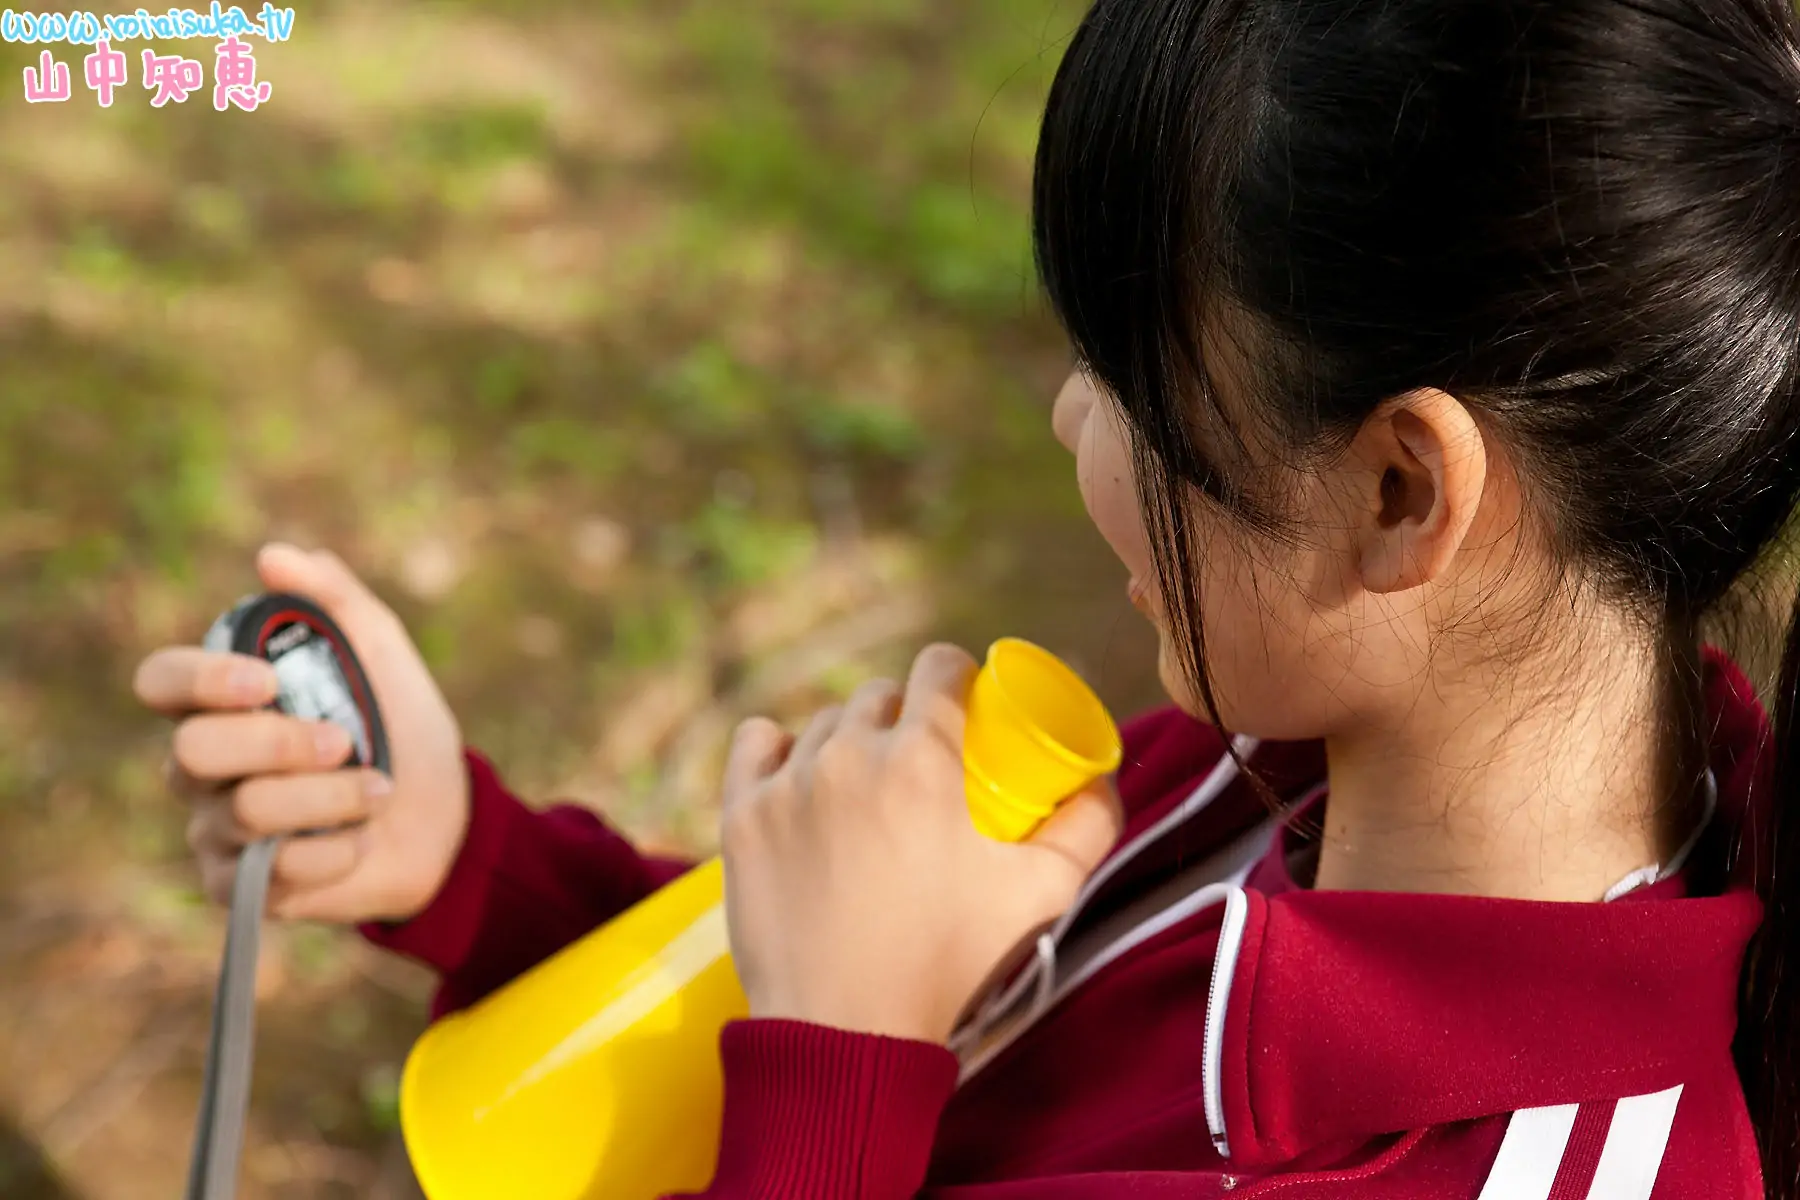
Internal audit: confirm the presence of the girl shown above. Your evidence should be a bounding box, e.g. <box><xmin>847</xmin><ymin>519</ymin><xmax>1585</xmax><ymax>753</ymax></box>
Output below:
<box><xmin>136</xmin><ymin>0</ymin><xmax>1800</xmax><ymax>1194</ymax></box>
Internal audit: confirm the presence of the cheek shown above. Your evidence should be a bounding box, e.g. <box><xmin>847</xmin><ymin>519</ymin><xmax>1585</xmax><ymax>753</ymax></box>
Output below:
<box><xmin>1158</xmin><ymin>518</ymin><xmax>1340</xmax><ymax>739</ymax></box>
<box><xmin>1078</xmin><ymin>404</ymin><xmax>1153</xmax><ymax>579</ymax></box>
<box><xmin>1079</xmin><ymin>407</ymin><xmax>1350</xmax><ymax>740</ymax></box>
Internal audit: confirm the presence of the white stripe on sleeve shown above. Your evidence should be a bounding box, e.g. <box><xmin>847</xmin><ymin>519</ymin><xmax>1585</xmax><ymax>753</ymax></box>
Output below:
<box><xmin>1476</xmin><ymin>1103</ymin><xmax>1580</xmax><ymax>1200</ymax></box>
<box><xmin>1583</xmin><ymin>1085</ymin><xmax>1683</xmax><ymax>1200</ymax></box>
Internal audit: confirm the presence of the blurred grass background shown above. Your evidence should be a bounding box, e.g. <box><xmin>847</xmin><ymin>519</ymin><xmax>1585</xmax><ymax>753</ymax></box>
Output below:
<box><xmin>0</xmin><ymin>1</ymin><xmax>1166</xmax><ymax>1196</ymax></box>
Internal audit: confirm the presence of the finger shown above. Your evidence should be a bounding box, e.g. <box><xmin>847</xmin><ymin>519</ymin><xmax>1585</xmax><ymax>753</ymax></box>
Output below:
<box><xmin>233</xmin><ymin>769</ymin><xmax>386</xmax><ymax>839</ymax></box>
<box><xmin>271</xmin><ymin>839</ymin><xmax>381</xmax><ymax>923</ymax></box>
<box><xmin>1025</xmin><ymin>776</ymin><xmax>1126</xmax><ymax>885</ymax></box>
<box><xmin>897</xmin><ymin>643</ymin><xmax>978</xmax><ymax>743</ymax></box>
<box><xmin>134</xmin><ymin>647</ymin><xmax>277</xmax><ymax>717</ymax></box>
<box><xmin>257</xmin><ymin>543</ymin><xmax>396</xmax><ymax>635</ymax></box>
<box><xmin>840</xmin><ymin>678</ymin><xmax>903</xmax><ymax>731</ymax></box>
<box><xmin>722</xmin><ymin>717</ymin><xmax>793</xmax><ymax>805</ymax></box>
<box><xmin>270</xmin><ymin>830</ymin><xmax>363</xmax><ymax>896</ymax></box>
<box><xmin>784</xmin><ymin>704</ymin><xmax>845</xmax><ymax>774</ymax></box>
<box><xmin>173</xmin><ymin>712</ymin><xmax>353</xmax><ymax>784</ymax></box>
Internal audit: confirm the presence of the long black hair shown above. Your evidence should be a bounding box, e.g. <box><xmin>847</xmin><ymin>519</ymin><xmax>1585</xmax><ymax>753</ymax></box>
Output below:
<box><xmin>1032</xmin><ymin>0</ymin><xmax>1800</xmax><ymax>1191</ymax></box>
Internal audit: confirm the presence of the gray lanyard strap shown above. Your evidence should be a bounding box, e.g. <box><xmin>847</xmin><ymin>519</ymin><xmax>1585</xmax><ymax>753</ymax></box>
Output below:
<box><xmin>185</xmin><ymin>835</ymin><xmax>280</xmax><ymax>1200</ymax></box>
<box><xmin>188</xmin><ymin>590</ymin><xmax>390</xmax><ymax>1200</ymax></box>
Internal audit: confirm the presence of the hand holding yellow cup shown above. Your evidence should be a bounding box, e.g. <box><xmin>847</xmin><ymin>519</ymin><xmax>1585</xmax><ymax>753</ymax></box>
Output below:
<box><xmin>401</xmin><ymin>638</ymin><xmax>1122</xmax><ymax>1200</ymax></box>
<box><xmin>962</xmin><ymin>637</ymin><xmax>1125</xmax><ymax>841</ymax></box>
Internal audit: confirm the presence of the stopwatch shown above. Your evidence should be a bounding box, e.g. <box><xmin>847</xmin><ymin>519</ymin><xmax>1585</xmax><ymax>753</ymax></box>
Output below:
<box><xmin>202</xmin><ymin>592</ymin><xmax>389</xmax><ymax>772</ymax></box>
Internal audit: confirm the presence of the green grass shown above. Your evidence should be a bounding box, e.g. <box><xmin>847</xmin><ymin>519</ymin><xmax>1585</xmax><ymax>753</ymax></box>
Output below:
<box><xmin>0</xmin><ymin>3</ymin><xmax>1170</xmax><ymax>1192</ymax></box>
<box><xmin>0</xmin><ymin>0</ymin><xmax>1128</xmax><ymax>832</ymax></box>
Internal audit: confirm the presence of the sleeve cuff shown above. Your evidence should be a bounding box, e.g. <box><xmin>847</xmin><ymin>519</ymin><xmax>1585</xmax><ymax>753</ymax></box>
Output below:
<box><xmin>705</xmin><ymin>1019</ymin><xmax>959</xmax><ymax>1198</ymax></box>
<box><xmin>358</xmin><ymin>749</ymin><xmax>518</xmax><ymax>978</ymax></box>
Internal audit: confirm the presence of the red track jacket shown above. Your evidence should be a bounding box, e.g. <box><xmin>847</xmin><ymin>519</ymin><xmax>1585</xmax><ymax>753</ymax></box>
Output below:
<box><xmin>365</xmin><ymin>648</ymin><xmax>1771</xmax><ymax>1198</ymax></box>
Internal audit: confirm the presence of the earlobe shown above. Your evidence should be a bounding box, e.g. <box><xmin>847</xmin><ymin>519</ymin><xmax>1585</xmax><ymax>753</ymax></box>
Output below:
<box><xmin>1358</xmin><ymin>389</ymin><xmax>1487</xmax><ymax>595</ymax></box>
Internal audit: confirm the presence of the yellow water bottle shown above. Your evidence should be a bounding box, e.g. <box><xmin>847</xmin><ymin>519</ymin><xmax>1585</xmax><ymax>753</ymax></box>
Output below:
<box><xmin>398</xmin><ymin>638</ymin><xmax>1123</xmax><ymax>1200</ymax></box>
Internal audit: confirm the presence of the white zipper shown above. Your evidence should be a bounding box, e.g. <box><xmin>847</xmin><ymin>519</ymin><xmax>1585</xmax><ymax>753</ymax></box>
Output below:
<box><xmin>956</xmin><ymin>876</ymin><xmax>1256</xmax><ymax>1159</ymax></box>
<box><xmin>1204</xmin><ymin>885</ymin><xmax>1251</xmax><ymax>1159</ymax></box>
<box><xmin>1054</xmin><ymin>842</ymin><xmax>1271</xmax><ymax>1007</ymax></box>
<box><xmin>949</xmin><ymin>740</ymin><xmax>1257</xmax><ymax>1062</ymax></box>
<box><xmin>955</xmin><ymin>829</ymin><xmax>1272</xmax><ymax>1080</ymax></box>
<box><xmin>1067</xmin><ymin>735</ymin><xmax>1260</xmax><ymax>922</ymax></box>
<box><xmin>951</xmin><ymin>730</ymin><xmax>1279</xmax><ymax>1159</ymax></box>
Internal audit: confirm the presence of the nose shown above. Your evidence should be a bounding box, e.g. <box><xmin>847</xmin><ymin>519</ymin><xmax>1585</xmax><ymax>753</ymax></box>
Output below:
<box><xmin>1052</xmin><ymin>372</ymin><xmax>1098</xmax><ymax>455</ymax></box>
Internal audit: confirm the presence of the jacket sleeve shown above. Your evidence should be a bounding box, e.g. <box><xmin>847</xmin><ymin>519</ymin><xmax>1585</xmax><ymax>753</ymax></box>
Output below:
<box><xmin>668</xmin><ymin>1020</ymin><xmax>961</xmax><ymax>1200</ymax></box>
<box><xmin>661</xmin><ymin>707</ymin><xmax>1222</xmax><ymax>1198</ymax></box>
<box><xmin>359</xmin><ymin>749</ymin><xmax>695</xmax><ymax>1017</ymax></box>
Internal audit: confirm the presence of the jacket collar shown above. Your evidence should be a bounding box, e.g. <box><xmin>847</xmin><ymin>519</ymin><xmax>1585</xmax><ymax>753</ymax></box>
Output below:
<box><xmin>1211</xmin><ymin>649</ymin><xmax>1769</xmax><ymax>1167</ymax></box>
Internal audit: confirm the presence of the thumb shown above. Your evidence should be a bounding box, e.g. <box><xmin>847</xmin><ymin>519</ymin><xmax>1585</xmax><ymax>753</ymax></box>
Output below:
<box><xmin>256</xmin><ymin>543</ymin><xmax>392</xmax><ymax>631</ymax></box>
<box><xmin>1023</xmin><ymin>775</ymin><xmax>1125</xmax><ymax>893</ymax></box>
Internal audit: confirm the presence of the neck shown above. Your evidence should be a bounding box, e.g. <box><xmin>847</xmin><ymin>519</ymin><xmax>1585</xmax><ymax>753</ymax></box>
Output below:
<box><xmin>1312</xmin><ymin>628</ymin><xmax>1699</xmax><ymax>901</ymax></box>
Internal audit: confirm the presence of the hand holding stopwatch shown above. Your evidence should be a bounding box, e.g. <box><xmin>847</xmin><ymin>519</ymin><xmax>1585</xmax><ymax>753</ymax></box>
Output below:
<box><xmin>186</xmin><ymin>593</ymin><xmax>390</xmax><ymax>1200</ymax></box>
<box><xmin>201</xmin><ymin>592</ymin><xmax>390</xmax><ymax>778</ymax></box>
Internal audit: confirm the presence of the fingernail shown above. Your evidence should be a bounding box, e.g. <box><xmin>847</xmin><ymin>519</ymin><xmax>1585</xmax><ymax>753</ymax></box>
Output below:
<box><xmin>315</xmin><ymin>723</ymin><xmax>350</xmax><ymax>764</ymax></box>
<box><xmin>364</xmin><ymin>772</ymin><xmax>394</xmax><ymax>798</ymax></box>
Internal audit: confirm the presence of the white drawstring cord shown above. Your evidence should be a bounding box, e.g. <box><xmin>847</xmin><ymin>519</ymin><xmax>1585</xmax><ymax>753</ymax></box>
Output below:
<box><xmin>1030</xmin><ymin>931</ymin><xmax>1058</xmax><ymax>1013</ymax></box>
<box><xmin>1602</xmin><ymin>767</ymin><xmax>1719</xmax><ymax>903</ymax></box>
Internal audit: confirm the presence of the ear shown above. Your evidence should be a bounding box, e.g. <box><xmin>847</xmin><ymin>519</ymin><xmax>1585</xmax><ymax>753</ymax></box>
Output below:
<box><xmin>1353</xmin><ymin>388</ymin><xmax>1487</xmax><ymax>594</ymax></box>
